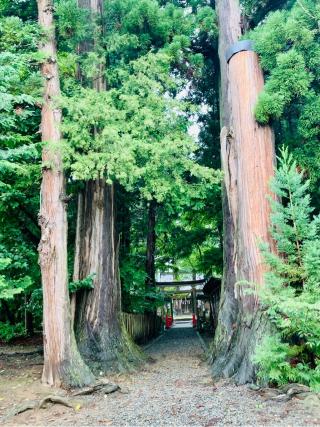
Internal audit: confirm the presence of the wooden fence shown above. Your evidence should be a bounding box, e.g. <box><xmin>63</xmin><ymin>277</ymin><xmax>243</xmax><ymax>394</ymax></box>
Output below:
<box><xmin>122</xmin><ymin>312</ymin><xmax>163</xmax><ymax>344</ymax></box>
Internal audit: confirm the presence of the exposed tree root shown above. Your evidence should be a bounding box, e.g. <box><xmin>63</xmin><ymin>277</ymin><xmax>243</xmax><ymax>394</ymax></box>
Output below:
<box><xmin>0</xmin><ymin>348</ymin><xmax>43</xmax><ymax>357</ymax></box>
<box><xmin>3</xmin><ymin>395</ymin><xmax>74</xmax><ymax>422</ymax></box>
<box><xmin>4</xmin><ymin>401</ymin><xmax>38</xmax><ymax>418</ymax></box>
<box><xmin>71</xmin><ymin>380</ymin><xmax>120</xmax><ymax>396</ymax></box>
<box><xmin>38</xmin><ymin>395</ymin><xmax>74</xmax><ymax>409</ymax></box>
<box><xmin>250</xmin><ymin>383</ymin><xmax>313</xmax><ymax>402</ymax></box>
<box><xmin>2</xmin><ymin>381</ymin><xmax>120</xmax><ymax>422</ymax></box>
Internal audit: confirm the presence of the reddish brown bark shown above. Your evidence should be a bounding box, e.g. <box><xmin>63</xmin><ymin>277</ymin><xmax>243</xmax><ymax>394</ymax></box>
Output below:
<box><xmin>37</xmin><ymin>0</ymin><xmax>93</xmax><ymax>388</ymax></box>
<box><xmin>211</xmin><ymin>0</ymin><xmax>276</xmax><ymax>383</ymax></box>
<box><xmin>227</xmin><ymin>51</ymin><xmax>275</xmax><ymax>291</ymax></box>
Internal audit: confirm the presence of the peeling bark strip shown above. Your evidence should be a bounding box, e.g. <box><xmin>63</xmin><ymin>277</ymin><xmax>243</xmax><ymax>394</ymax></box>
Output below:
<box><xmin>37</xmin><ymin>0</ymin><xmax>93</xmax><ymax>388</ymax></box>
<box><xmin>211</xmin><ymin>0</ymin><xmax>276</xmax><ymax>383</ymax></box>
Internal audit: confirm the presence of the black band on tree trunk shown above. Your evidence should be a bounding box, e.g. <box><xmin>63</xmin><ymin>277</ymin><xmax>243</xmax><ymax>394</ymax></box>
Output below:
<box><xmin>226</xmin><ymin>40</ymin><xmax>255</xmax><ymax>63</ymax></box>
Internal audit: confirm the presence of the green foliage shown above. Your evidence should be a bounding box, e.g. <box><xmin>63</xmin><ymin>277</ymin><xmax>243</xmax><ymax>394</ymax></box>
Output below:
<box><xmin>247</xmin><ymin>0</ymin><xmax>320</xmax><ymax>205</ymax></box>
<box><xmin>241</xmin><ymin>0</ymin><xmax>293</xmax><ymax>25</ymax></box>
<box><xmin>102</xmin><ymin>0</ymin><xmax>217</xmax><ymax>72</ymax></box>
<box><xmin>55</xmin><ymin>0</ymin><xmax>90</xmax><ymax>50</ymax></box>
<box><xmin>255</xmin><ymin>49</ymin><xmax>311</xmax><ymax>123</ymax></box>
<box><xmin>55</xmin><ymin>0</ymin><xmax>217</xmax><ymax>87</ymax></box>
<box><xmin>0</xmin><ymin>13</ymin><xmax>41</xmax><ymax>328</ymax></box>
<box><xmin>26</xmin><ymin>288</ymin><xmax>43</xmax><ymax>327</ymax></box>
<box><xmin>0</xmin><ymin>257</ymin><xmax>32</xmax><ymax>300</ymax></box>
<box><xmin>254</xmin><ymin>148</ymin><xmax>320</xmax><ymax>391</ymax></box>
<box><xmin>55</xmin><ymin>0</ymin><xmax>221</xmax><ymax>314</ymax></box>
<box><xmin>0</xmin><ymin>0</ymin><xmax>37</xmax><ymax>21</ymax></box>
<box><xmin>251</xmin><ymin>1</ymin><xmax>320</xmax><ymax>123</ymax></box>
<box><xmin>0</xmin><ymin>321</ymin><xmax>26</xmax><ymax>342</ymax></box>
<box><xmin>0</xmin><ymin>18</ymin><xmax>41</xmax><ymax>147</ymax></box>
<box><xmin>156</xmin><ymin>189</ymin><xmax>223</xmax><ymax>276</ymax></box>
<box><xmin>62</xmin><ymin>50</ymin><xmax>219</xmax><ymax>204</ymax></box>
<box><xmin>248</xmin><ymin>1</ymin><xmax>320</xmax><ymax>134</ymax></box>
<box><xmin>69</xmin><ymin>274</ymin><xmax>95</xmax><ymax>293</ymax></box>
<box><xmin>121</xmin><ymin>258</ymin><xmax>164</xmax><ymax>313</ymax></box>
<box><xmin>254</xmin><ymin>334</ymin><xmax>320</xmax><ymax>390</ymax></box>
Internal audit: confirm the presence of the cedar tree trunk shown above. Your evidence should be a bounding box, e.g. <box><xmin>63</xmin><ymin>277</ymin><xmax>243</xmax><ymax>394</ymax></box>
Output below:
<box><xmin>37</xmin><ymin>0</ymin><xmax>94</xmax><ymax>388</ymax></box>
<box><xmin>145</xmin><ymin>199</ymin><xmax>157</xmax><ymax>287</ymax></box>
<box><xmin>211</xmin><ymin>0</ymin><xmax>276</xmax><ymax>384</ymax></box>
<box><xmin>74</xmin><ymin>181</ymin><xmax>142</xmax><ymax>371</ymax></box>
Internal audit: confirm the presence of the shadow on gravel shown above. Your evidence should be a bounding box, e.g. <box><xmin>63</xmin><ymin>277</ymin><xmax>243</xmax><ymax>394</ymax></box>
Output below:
<box><xmin>165</xmin><ymin>324</ymin><xmax>196</xmax><ymax>335</ymax></box>
<box><xmin>157</xmin><ymin>321</ymin><xmax>200</xmax><ymax>344</ymax></box>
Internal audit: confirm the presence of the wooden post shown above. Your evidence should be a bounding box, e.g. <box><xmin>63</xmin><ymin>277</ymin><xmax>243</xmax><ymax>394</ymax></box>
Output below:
<box><xmin>195</xmin><ymin>296</ymin><xmax>199</xmax><ymax>324</ymax></box>
<box><xmin>191</xmin><ymin>287</ymin><xmax>196</xmax><ymax>315</ymax></box>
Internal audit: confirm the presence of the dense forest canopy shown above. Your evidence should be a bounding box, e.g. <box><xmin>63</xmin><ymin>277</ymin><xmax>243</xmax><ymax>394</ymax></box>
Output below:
<box><xmin>0</xmin><ymin>0</ymin><xmax>319</xmax><ymax>390</ymax></box>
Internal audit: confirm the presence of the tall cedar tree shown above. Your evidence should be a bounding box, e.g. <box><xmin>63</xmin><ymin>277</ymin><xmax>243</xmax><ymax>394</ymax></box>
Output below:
<box><xmin>211</xmin><ymin>0</ymin><xmax>276</xmax><ymax>383</ymax></box>
<box><xmin>37</xmin><ymin>0</ymin><xmax>94</xmax><ymax>387</ymax></box>
<box><xmin>73</xmin><ymin>0</ymin><xmax>142</xmax><ymax>373</ymax></box>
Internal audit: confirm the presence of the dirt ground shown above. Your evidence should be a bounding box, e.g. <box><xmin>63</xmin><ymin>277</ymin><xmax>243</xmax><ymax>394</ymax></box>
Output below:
<box><xmin>0</xmin><ymin>324</ymin><xmax>319</xmax><ymax>426</ymax></box>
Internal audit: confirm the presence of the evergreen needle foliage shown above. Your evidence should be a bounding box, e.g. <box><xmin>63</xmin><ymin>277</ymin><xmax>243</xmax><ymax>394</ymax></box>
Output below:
<box><xmin>247</xmin><ymin>0</ymin><xmax>320</xmax><ymax>200</ymax></box>
<box><xmin>69</xmin><ymin>274</ymin><xmax>95</xmax><ymax>293</ymax></box>
<box><xmin>61</xmin><ymin>51</ymin><xmax>219</xmax><ymax>202</ymax></box>
<box><xmin>0</xmin><ymin>13</ymin><xmax>41</xmax><ymax>334</ymax></box>
<box><xmin>254</xmin><ymin>148</ymin><xmax>320</xmax><ymax>391</ymax></box>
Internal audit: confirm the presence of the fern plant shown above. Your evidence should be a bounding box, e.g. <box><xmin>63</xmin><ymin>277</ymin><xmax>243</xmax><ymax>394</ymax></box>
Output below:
<box><xmin>254</xmin><ymin>147</ymin><xmax>320</xmax><ymax>391</ymax></box>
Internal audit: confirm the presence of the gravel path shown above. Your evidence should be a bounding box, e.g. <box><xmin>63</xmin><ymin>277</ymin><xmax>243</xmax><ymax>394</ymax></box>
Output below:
<box><xmin>5</xmin><ymin>322</ymin><xmax>320</xmax><ymax>426</ymax></box>
<box><xmin>98</xmin><ymin>323</ymin><xmax>318</xmax><ymax>426</ymax></box>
